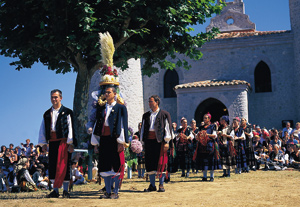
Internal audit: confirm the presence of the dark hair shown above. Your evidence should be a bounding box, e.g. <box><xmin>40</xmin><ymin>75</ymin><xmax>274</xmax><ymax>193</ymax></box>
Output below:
<box><xmin>105</xmin><ymin>85</ymin><xmax>116</xmax><ymax>93</ymax></box>
<box><xmin>71</xmin><ymin>161</ymin><xmax>77</xmax><ymax>166</ymax></box>
<box><xmin>51</xmin><ymin>89</ymin><xmax>62</xmax><ymax>97</ymax></box>
<box><xmin>150</xmin><ymin>95</ymin><xmax>160</xmax><ymax>106</ymax></box>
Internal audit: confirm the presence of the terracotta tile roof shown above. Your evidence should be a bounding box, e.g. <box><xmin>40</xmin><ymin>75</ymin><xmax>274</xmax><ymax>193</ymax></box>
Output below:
<box><xmin>174</xmin><ymin>80</ymin><xmax>250</xmax><ymax>90</ymax></box>
<box><xmin>214</xmin><ymin>30</ymin><xmax>290</xmax><ymax>39</ymax></box>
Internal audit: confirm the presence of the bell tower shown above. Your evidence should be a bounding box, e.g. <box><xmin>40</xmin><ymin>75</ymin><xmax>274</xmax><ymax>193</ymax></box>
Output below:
<box><xmin>206</xmin><ymin>0</ymin><xmax>255</xmax><ymax>32</ymax></box>
<box><xmin>289</xmin><ymin>0</ymin><xmax>300</xmax><ymax>119</ymax></box>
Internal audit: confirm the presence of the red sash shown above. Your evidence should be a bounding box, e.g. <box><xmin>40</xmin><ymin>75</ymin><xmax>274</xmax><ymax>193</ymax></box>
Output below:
<box><xmin>157</xmin><ymin>142</ymin><xmax>168</xmax><ymax>178</ymax></box>
<box><xmin>50</xmin><ymin>132</ymin><xmax>68</xmax><ymax>188</ymax></box>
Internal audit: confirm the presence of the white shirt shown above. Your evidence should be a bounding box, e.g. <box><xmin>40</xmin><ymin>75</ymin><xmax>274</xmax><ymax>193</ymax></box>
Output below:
<box><xmin>38</xmin><ymin>106</ymin><xmax>73</xmax><ymax>145</ymax></box>
<box><xmin>91</xmin><ymin>101</ymin><xmax>125</xmax><ymax>146</ymax></box>
<box><xmin>140</xmin><ymin>108</ymin><xmax>172</xmax><ymax>143</ymax></box>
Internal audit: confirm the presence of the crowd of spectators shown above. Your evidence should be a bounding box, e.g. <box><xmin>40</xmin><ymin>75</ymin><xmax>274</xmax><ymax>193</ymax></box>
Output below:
<box><xmin>0</xmin><ymin>139</ymin><xmax>87</xmax><ymax>193</ymax></box>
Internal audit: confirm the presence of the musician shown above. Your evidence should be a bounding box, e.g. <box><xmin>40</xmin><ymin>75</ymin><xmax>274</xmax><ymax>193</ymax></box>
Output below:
<box><xmin>230</xmin><ymin>117</ymin><xmax>247</xmax><ymax>174</ymax></box>
<box><xmin>176</xmin><ymin>117</ymin><xmax>194</xmax><ymax>177</ymax></box>
<box><xmin>240</xmin><ymin>118</ymin><xmax>256</xmax><ymax>171</ymax></box>
<box><xmin>218</xmin><ymin>116</ymin><xmax>235</xmax><ymax>177</ymax></box>
<box><xmin>195</xmin><ymin>113</ymin><xmax>221</xmax><ymax>182</ymax></box>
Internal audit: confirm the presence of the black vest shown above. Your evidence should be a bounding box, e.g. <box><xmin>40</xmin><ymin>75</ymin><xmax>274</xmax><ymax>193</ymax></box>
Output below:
<box><xmin>142</xmin><ymin>109</ymin><xmax>173</xmax><ymax>143</ymax></box>
<box><xmin>43</xmin><ymin>105</ymin><xmax>74</xmax><ymax>143</ymax></box>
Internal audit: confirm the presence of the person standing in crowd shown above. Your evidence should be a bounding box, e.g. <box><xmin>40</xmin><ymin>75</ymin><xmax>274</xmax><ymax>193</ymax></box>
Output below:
<box><xmin>240</xmin><ymin>118</ymin><xmax>256</xmax><ymax>171</ymax></box>
<box><xmin>218</xmin><ymin>116</ymin><xmax>235</xmax><ymax>177</ymax></box>
<box><xmin>282</xmin><ymin>122</ymin><xmax>293</xmax><ymax>137</ymax></box>
<box><xmin>190</xmin><ymin>119</ymin><xmax>199</xmax><ymax>174</ymax></box>
<box><xmin>90</xmin><ymin>86</ymin><xmax>129</xmax><ymax>199</ymax></box>
<box><xmin>230</xmin><ymin>117</ymin><xmax>247</xmax><ymax>174</ymax></box>
<box><xmin>195</xmin><ymin>113</ymin><xmax>220</xmax><ymax>182</ymax></box>
<box><xmin>135</xmin><ymin>122</ymin><xmax>146</xmax><ymax>179</ymax></box>
<box><xmin>140</xmin><ymin>95</ymin><xmax>173</xmax><ymax>192</ymax></box>
<box><xmin>176</xmin><ymin>117</ymin><xmax>194</xmax><ymax>178</ymax></box>
<box><xmin>38</xmin><ymin>89</ymin><xmax>75</xmax><ymax>198</ymax></box>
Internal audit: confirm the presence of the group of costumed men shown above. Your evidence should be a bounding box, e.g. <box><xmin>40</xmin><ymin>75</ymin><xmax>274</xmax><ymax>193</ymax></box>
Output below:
<box><xmin>173</xmin><ymin>114</ymin><xmax>256</xmax><ymax>181</ymax></box>
<box><xmin>38</xmin><ymin>32</ymin><xmax>174</xmax><ymax>199</ymax></box>
<box><xmin>37</xmin><ymin>31</ymin><xmax>256</xmax><ymax>199</ymax></box>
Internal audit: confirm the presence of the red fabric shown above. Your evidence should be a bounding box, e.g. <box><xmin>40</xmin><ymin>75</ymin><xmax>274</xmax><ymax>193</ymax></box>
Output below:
<box><xmin>156</xmin><ymin>142</ymin><xmax>168</xmax><ymax>178</ymax></box>
<box><xmin>113</xmin><ymin>150</ymin><xmax>125</xmax><ymax>188</ymax></box>
<box><xmin>53</xmin><ymin>139</ymin><xmax>68</xmax><ymax>188</ymax></box>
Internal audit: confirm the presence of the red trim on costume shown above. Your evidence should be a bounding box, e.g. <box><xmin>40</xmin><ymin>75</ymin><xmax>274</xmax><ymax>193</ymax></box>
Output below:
<box><xmin>157</xmin><ymin>142</ymin><xmax>168</xmax><ymax>178</ymax></box>
<box><xmin>53</xmin><ymin>138</ymin><xmax>68</xmax><ymax>188</ymax></box>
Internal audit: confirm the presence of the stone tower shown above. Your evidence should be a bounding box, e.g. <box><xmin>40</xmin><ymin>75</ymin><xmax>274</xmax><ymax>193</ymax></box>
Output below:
<box><xmin>206</xmin><ymin>0</ymin><xmax>255</xmax><ymax>32</ymax></box>
<box><xmin>88</xmin><ymin>58</ymin><xmax>144</xmax><ymax>133</ymax></box>
<box><xmin>289</xmin><ymin>0</ymin><xmax>300</xmax><ymax>121</ymax></box>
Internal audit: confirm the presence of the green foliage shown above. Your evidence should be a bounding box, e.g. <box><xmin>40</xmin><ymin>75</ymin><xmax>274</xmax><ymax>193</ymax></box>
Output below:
<box><xmin>0</xmin><ymin>0</ymin><xmax>224</xmax><ymax>75</ymax></box>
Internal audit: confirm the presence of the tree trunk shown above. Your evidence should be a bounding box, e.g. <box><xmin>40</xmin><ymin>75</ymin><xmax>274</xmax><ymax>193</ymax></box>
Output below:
<box><xmin>73</xmin><ymin>65</ymin><xmax>91</xmax><ymax>146</ymax></box>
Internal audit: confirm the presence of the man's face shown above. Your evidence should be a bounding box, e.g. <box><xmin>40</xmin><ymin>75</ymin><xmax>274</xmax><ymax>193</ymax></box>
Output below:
<box><xmin>148</xmin><ymin>98</ymin><xmax>158</xmax><ymax>111</ymax></box>
<box><xmin>286</xmin><ymin>123</ymin><xmax>290</xmax><ymax>129</ymax></box>
<box><xmin>241</xmin><ymin>118</ymin><xmax>246</xmax><ymax>125</ymax></box>
<box><xmin>51</xmin><ymin>92</ymin><xmax>62</xmax><ymax>106</ymax></box>
<box><xmin>256</xmin><ymin>127</ymin><xmax>261</xmax><ymax>132</ymax></box>
<box><xmin>105</xmin><ymin>88</ymin><xmax>116</xmax><ymax>102</ymax></box>
<box><xmin>26</xmin><ymin>140</ymin><xmax>30</xmax><ymax>145</ymax></box>
<box><xmin>172</xmin><ymin>123</ymin><xmax>177</xmax><ymax>129</ymax></box>
<box><xmin>203</xmin><ymin>115</ymin><xmax>210</xmax><ymax>124</ymax></box>
<box><xmin>181</xmin><ymin>119</ymin><xmax>188</xmax><ymax>128</ymax></box>
<box><xmin>191</xmin><ymin>121</ymin><xmax>196</xmax><ymax>128</ymax></box>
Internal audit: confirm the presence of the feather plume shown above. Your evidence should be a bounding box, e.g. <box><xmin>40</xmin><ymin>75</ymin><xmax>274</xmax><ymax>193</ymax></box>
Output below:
<box><xmin>99</xmin><ymin>32</ymin><xmax>115</xmax><ymax>68</ymax></box>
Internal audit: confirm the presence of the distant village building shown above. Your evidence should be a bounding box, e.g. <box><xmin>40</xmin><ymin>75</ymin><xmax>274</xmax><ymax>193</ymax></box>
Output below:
<box><xmin>142</xmin><ymin>0</ymin><xmax>300</xmax><ymax>129</ymax></box>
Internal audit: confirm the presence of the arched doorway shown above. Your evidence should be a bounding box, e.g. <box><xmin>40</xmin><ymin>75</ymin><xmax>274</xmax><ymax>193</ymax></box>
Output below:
<box><xmin>194</xmin><ymin>98</ymin><xmax>229</xmax><ymax>125</ymax></box>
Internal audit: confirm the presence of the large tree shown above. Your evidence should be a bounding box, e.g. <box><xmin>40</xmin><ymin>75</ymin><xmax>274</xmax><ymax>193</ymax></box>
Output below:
<box><xmin>0</xmin><ymin>0</ymin><xmax>223</xmax><ymax>143</ymax></box>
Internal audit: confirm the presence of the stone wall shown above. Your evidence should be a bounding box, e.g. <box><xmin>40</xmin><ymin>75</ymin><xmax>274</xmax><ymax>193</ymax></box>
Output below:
<box><xmin>143</xmin><ymin>32</ymin><xmax>296</xmax><ymax>128</ymax></box>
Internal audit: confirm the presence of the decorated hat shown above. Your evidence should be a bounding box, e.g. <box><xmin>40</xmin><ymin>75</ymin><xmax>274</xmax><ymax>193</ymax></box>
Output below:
<box><xmin>99</xmin><ymin>32</ymin><xmax>119</xmax><ymax>86</ymax></box>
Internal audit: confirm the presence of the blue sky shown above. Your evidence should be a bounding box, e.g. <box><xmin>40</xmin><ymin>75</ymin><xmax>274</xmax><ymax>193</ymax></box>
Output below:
<box><xmin>0</xmin><ymin>0</ymin><xmax>291</xmax><ymax>147</ymax></box>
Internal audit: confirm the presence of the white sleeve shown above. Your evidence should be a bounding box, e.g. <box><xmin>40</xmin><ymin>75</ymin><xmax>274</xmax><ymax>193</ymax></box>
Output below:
<box><xmin>230</xmin><ymin>130</ymin><xmax>235</xmax><ymax>138</ymax></box>
<box><xmin>91</xmin><ymin>133</ymin><xmax>100</xmax><ymax>146</ymax></box>
<box><xmin>164</xmin><ymin>119</ymin><xmax>172</xmax><ymax>143</ymax></box>
<box><xmin>189</xmin><ymin>131</ymin><xmax>194</xmax><ymax>140</ymax></box>
<box><xmin>249</xmin><ymin>129</ymin><xmax>253</xmax><ymax>138</ymax></box>
<box><xmin>241</xmin><ymin>131</ymin><xmax>246</xmax><ymax>140</ymax></box>
<box><xmin>116</xmin><ymin>119</ymin><xmax>125</xmax><ymax>144</ymax></box>
<box><xmin>38</xmin><ymin>119</ymin><xmax>47</xmax><ymax>146</ymax></box>
<box><xmin>67</xmin><ymin>115</ymin><xmax>73</xmax><ymax>145</ymax></box>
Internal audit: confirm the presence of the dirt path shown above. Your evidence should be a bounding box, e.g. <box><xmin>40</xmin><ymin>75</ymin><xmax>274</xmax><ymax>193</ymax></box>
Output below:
<box><xmin>1</xmin><ymin>170</ymin><xmax>299</xmax><ymax>207</ymax></box>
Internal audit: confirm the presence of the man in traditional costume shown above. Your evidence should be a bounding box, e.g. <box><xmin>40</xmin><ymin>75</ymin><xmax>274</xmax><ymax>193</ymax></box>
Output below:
<box><xmin>88</xmin><ymin>32</ymin><xmax>129</xmax><ymax>199</ymax></box>
<box><xmin>194</xmin><ymin>113</ymin><xmax>221</xmax><ymax>182</ymax></box>
<box><xmin>38</xmin><ymin>89</ymin><xmax>75</xmax><ymax>198</ymax></box>
<box><xmin>176</xmin><ymin>117</ymin><xmax>194</xmax><ymax>177</ymax></box>
<box><xmin>240</xmin><ymin>118</ymin><xmax>256</xmax><ymax>171</ymax></box>
<box><xmin>230</xmin><ymin>117</ymin><xmax>247</xmax><ymax>174</ymax></box>
<box><xmin>140</xmin><ymin>95</ymin><xmax>173</xmax><ymax>192</ymax></box>
<box><xmin>218</xmin><ymin>116</ymin><xmax>235</xmax><ymax>177</ymax></box>
<box><xmin>190</xmin><ymin>119</ymin><xmax>199</xmax><ymax>174</ymax></box>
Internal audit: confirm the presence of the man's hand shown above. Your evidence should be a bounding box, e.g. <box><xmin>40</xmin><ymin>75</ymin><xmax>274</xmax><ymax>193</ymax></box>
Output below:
<box><xmin>68</xmin><ymin>144</ymin><xmax>74</xmax><ymax>153</ymax></box>
<box><xmin>118</xmin><ymin>144</ymin><xmax>125</xmax><ymax>152</ymax></box>
<box><xmin>164</xmin><ymin>143</ymin><xmax>169</xmax><ymax>152</ymax></box>
<box><xmin>87</xmin><ymin>127</ymin><xmax>93</xmax><ymax>135</ymax></box>
<box><xmin>94</xmin><ymin>146</ymin><xmax>99</xmax><ymax>153</ymax></box>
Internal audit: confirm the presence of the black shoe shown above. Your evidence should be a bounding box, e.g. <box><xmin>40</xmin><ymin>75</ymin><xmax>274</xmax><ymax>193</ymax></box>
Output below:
<box><xmin>209</xmin><ymin>177</ymin><xmax>214</xmax><ymax>182</ymax></box>
<box><xmin>62</xmin><ymin>190</ymin><xmax>70</xmax><ymax>198</ymax></box>
<box><xmin>226</xmin><ymin>174</ymin><xmax>230</xmax><ymax>177</ymax></box>
<box><xmin>202</xmin><ymin>178</ymin><xmax>207</xmax><ymax>182</ymax></box>
<box><xmin>99</xmin><ymin>192</ymin><xmax>111</xmax><ymax>199</ymax></box>
<box><xmin>46</xmin><ymin>190</ymin><xmax>59</xmax><ymax>198</ymax></box>
<box><xmin>157</xmin><ymin>184</ymin><xmax>165</xmax><ymax>192</ymax></box>
<box><xmin>221</xmin><ymin>174</ymin><xmax>227</xmax><ymax>178</ymax></box>
<box><xmin>110</xmin><ymin>193</ymin><xmax>119</xmax><ymax>199</ymax></box>
<box><xmin>99</xmin><ymin>186</ymin><xmax>106</xmax><ymax>193</ymax></box>
<box><xmin>144</xmin><ymin>184</ymin><xmax>157</xmax><ymax>192</ymax></box>
<box><xmin>164</xmin><ymin>177</ymin><xmax>170</xmax><ymax>183</ymax></box>
<box><xmin>181</xmin><ymin>174</ymin><xmax>185</xmax><ymax>177</ymax></box>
